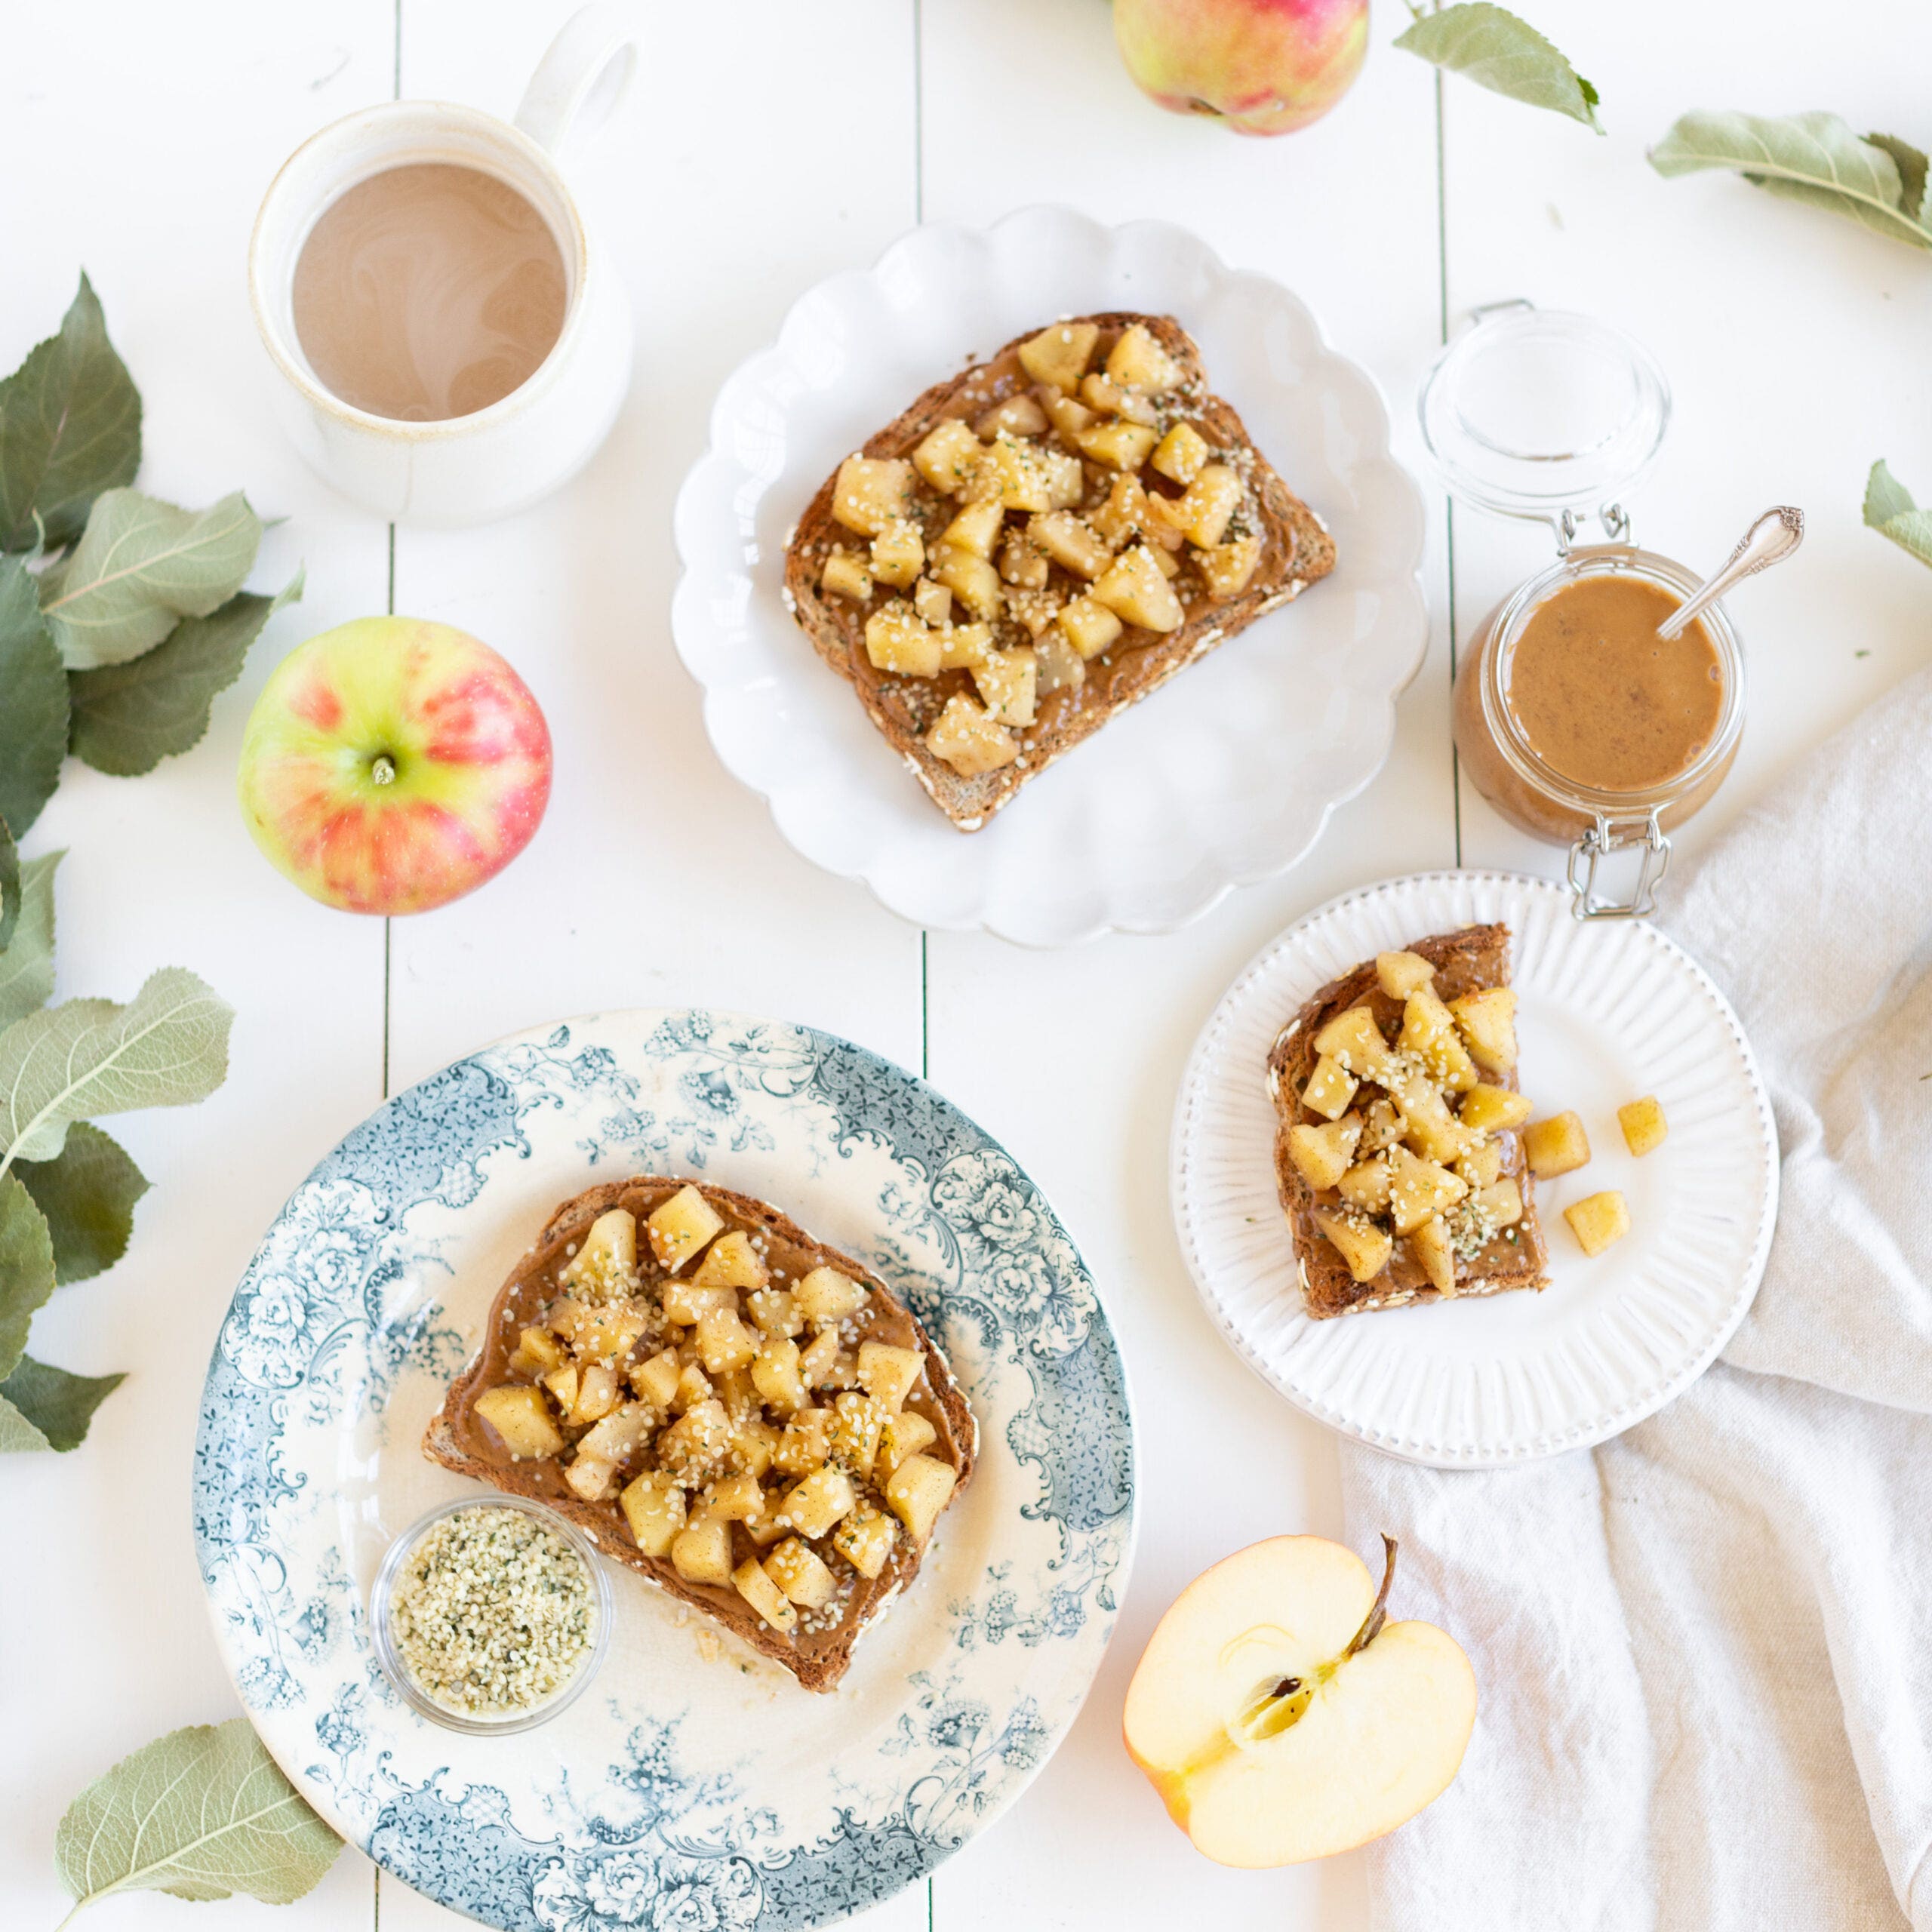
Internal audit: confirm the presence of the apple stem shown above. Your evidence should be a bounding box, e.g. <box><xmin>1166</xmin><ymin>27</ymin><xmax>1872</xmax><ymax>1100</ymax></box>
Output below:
<box><xmin>371</xmin><ymin>754</ymin><xmax>396</xmax><ymax>786</ymax></box>
<box><xmin>1343</xmin><ymin>1534</ymin><xmax>1398</xmax><ymax>1660</ymax></box>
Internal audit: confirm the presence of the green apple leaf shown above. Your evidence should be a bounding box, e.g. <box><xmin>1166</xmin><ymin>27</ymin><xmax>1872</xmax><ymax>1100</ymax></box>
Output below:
<box><xmin>1394</xmin><ymin>4</ymin><xmax>1601</xmax><ymax>132</ymax></box>
<box><xmin>0</xmin><ymin>553</ymin><xmax>70</xmax><ymax>838</ymax></box>
<box><xmin>1868</xmin><ymin>134</ymin><xmax>1930</xmax><ymax>226</ymax></box>
<box><xmin>1650</xmin><ymin>111</ymin><xmax>1932</xmax><ymax>250</ymax></box>
<box><xmin>17</xmin><ymin>1123</ymin><xmax>149</xmax><ymax>1284</ymax></box>
<box><xmin>0</xmin><ymin>816</ymin><xmax>17</xmax><ymax>956</ymax></box>
<box><xmin>0</xmin><ymin>850</ymin><xmax>60</xmax><ymax>1032</ymax></box>
<box><xmin>0</xmin><ymin>273</ymin><xmax>142</xmax><ymax>555</ymax></box>
<box><xmin>0</xmin><ymin>1352</ymin><xmax>123</xmax><ymax>1451</ymax></box>
<box><xmin>1864</xmin><ymin>460</ymin><xmax>1932</xmax><ymax>568</ymax></box>
<box><xmin>54</xmin><ymin>1719</ymin><xmax>342</xmax><ymax>1914</ymax></box>
<box><xmin>39</xmin><ymin>488</ymin><xmax>261</xmax><ymax>669</ymax></box>
<box><xmin>0</xmin><ymin>1390</ymin><xmax>50</xmax><ymax>1451</ymax></box>
<box><xmin>70</xmin><ymin>568</ymin><xmax>303</xmax><ymax>776</ymax></box>
<box><xmin>0</xmin><ymin>1171</ymin><xmax>56</xmax><ymax>1381</ymax></box>
<box><xmin>0</xmin><ymin>966</ymin><xmax>232</xmax><ymax>1169</ymax></box>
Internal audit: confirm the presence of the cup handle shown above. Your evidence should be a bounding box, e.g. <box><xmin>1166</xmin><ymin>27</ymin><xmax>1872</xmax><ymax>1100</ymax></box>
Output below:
<box><xmin>513</xmin><ymin>2</ymin><xmax>638</xmax><ymax>161</ymax></box>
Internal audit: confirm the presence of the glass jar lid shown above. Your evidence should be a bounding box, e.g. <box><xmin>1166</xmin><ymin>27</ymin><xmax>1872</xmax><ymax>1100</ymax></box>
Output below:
<box><xmin>1417</xmin><ymin>300</ymin><xmax>1671</xmax><ymax>531</ymax></box>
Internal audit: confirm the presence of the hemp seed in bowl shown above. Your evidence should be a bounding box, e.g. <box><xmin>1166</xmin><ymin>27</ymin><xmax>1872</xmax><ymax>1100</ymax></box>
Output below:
<box><xmin>372</xmin><ymin>1497</ymin><xmax>611</xmax><ymax>1733</ymax></box>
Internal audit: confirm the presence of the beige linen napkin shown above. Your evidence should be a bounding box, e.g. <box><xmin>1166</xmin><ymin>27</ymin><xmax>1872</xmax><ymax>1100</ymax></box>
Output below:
<box><xmin>1342</xmin><ymin>664</ymin><xmax>1932</xmax><ymax>1930</ymax></box>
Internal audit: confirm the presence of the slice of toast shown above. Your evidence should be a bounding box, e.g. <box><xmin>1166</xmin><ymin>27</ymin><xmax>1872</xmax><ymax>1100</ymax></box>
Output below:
<box><xmin>423</xmin><ymin>1176</ymin><xmax>976</xmax><ymax>1692</ymax></box>
<box><xmin>783</xmin><ymin>312</ymin><xmax>1336</xmax><ymax>830</ymax></box>
<box><xmin>1266</xmin><ymin>924</ymin><xmax>1551</xmax><ymax>1317</ymax></box>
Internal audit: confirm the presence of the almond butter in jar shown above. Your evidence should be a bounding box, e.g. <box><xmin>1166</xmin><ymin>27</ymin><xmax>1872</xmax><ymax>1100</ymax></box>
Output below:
<box><xmin>1453</xmin><ymin>546</ymin><xmax>1744</xmax><ymax>891</ymax></box>
<box><xmin>1420</xmin><ymin>300</ymin><xmax>1745</xmax><ymax>916</ymax></box>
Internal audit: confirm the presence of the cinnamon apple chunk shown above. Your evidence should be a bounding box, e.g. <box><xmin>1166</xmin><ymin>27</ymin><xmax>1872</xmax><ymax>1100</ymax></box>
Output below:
<box><xmin>833</xmin><ymin>1500</ymin><xmax>900</xmax><ymax>1580</ymax></box>
<box><xmin>1092</xmin><ymin>544</ymin><xmax>1185</xmax><ymax>632</ymax></box>
<box><xmin>733</xmin><ymin>1555</ymin><xmax>798</xmax><ymax>1633</ymax></box>
<box><xmin>832</xmin><ymin>455</ymin><xmax>916</xmax><ymax>536</ymax></box>
<box><xmin>912</xmin><ymin>419</ymin><xmax>983</xmax><ymax>495</ymax></box>
<box><xmin>927</xmin><ymin>696</ymin><xmax>1019</xmax><ymax>777</ymax></box>
<box><xmin>864</xmin><ymin>604</ymin><xmax>943</xmax><ymax>678</ymax></box>
<box><xmin>1028</xmin><ymin>509</ymin><xmax>1112</xmax><ymax>580</ymax></box>
<box><xmin>884</xmin><ymin>1451</ymin><xmax>958</xmax><ymax>1544</ymax></box>
<box><xmin>781</xmin><ymin>1463</ymin><xmax>857</xmax><ymax>1538</ymax></box>
<box><xmin>971</xmin><ymin>648</ymin><xmax>1038</xmax><ymax>728</ymax></box>
<box><xmin>647</xmin><ymin>1185</ymin><xmax>725</xmax><ymax>1273</ymax></box>
<box><xmin>1017</xmin><ymin>320</ymin><xmax>1100</xmax><ymax>392</ymax></box>
<box><xmin>1287</xmin><ymin>1115</ymin><xmax>1363</xmax><ymax>1192</ymax></box>
<box><xmin>1311</xmin><ymin>1208</ymin><xmax>1393</xmax><ymax>1284</ymax></box>
<box><xmin>618</xmin><ymin>1471</ymin><xmax>687</xmax><ymax>1558</ymax></box>
<box><xmin>765</xmin><ymin>1536</ymin><xmax>837</xmax><ymax>1609</ymax></box>
<box><xmin>473</xmin><ymin>1384</ymin><xmax>567</xmax><ymax>1460</ymax></box>
<box><xmin>1106</xmin><ymin>321</ymin><xmax>1183</xmax><ymax>392</ymax></box>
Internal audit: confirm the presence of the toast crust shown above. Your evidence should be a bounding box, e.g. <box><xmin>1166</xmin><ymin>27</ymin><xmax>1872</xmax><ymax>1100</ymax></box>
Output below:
<box><xmin>423</xmin><ymin>1176</ymin><xmax>977</xmax><ymax>1692</ymax></box>
<box><xmin>1266</xmin><ymin>925</ymin><xmax>1552</xmax><ymax>1318</ymax></box>
<box><xmin>783</xmin><ymin>312</ymin><xmax>1337</xmax><ymax>829</ymax></box>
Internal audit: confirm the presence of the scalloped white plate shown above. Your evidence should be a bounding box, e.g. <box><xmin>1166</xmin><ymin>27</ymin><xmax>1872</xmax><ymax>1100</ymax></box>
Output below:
<box><xmin>1171</xmin><ymin>872</ymin><xmax>1778</xmax><ymax>1467</ymax></box>
<box><xmin>671</xmin><ymin>205</ymin><xmax>1426</xmax><ymax>948</ymax></box>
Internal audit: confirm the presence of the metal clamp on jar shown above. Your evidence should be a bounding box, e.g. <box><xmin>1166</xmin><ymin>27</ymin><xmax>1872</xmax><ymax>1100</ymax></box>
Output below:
<box><xmin>1421</xmin><ymin>300</ymin><xmax>1797</xmax><ymax>919</ymax></box>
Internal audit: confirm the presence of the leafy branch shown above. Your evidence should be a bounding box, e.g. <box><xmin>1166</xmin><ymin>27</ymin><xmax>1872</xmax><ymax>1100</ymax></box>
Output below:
<box><xmin>1395</xmin><ymin>3</ymin><xmax>1601</xmax><ymax>133</ymax></box>
<box><xmin>0</xmin><ymin>276</ymin><xmax>258</xmax><ymax>1456</ymax></box>
<box><xmin>0</xmin><ymin>275</ymin><xmax>302</xmax><ymax>838</ymax></box>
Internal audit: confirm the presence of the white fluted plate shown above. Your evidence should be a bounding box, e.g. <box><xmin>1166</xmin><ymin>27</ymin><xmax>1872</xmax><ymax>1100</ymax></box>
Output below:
<box><xmin>1171</xmin><ymin>872</ymin><xmax>1778</xmax><ymax>1466</ymax></box>
<box><xmin>670</xmin><ymin>205</ymin><xmax>1426</xmax><ymax>948</ymax></box>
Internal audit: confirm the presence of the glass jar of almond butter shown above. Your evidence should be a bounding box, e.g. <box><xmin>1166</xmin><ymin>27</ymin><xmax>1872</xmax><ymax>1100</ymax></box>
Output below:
<box><xmin>1420</xmin><ymin>301</ymin><xmax>1747</xmax><ymax>918</ymax></box>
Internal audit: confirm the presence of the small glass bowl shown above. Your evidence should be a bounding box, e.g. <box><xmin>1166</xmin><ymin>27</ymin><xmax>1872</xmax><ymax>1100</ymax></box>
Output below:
<box><xmin>370</xmin><ymin>1494</ymin><xmax>613</xmax><ymax>1736</ymax></box>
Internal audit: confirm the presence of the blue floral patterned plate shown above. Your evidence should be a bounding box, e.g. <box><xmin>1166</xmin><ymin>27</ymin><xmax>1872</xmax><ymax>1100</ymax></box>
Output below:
<box><xmin>193</xmin><ymin>1011</ymin><xmax>1136</xmax><ymax>1930</ymax></box>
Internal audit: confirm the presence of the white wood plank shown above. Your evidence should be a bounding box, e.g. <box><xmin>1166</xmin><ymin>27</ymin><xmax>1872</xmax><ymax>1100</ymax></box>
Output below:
<box><xmin>377</xmin><ymin>6</ymin><xmax>926</xmax><ymax>1931</ymax></box>
<box><xmin>915</xmin><ymin>2</ymin><xmax>1447</xmax><ymax>1924</ymax></box>
<box><xmin>384</xmin><ymin>0</ymin><xmax>926</xmax><ymax>1094</ymax></box>
<box><xmin>0</xmin><ymin>2</ymin><xmax>396</xmax><ymax>1927</ymax></box>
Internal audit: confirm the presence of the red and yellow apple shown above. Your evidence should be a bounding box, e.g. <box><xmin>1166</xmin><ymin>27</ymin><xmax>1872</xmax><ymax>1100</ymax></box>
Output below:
<box><xmin>1112</xmin><ymin>0</ymin><xmax>1370</xmax><ymax>137</ymax></box>
<box><xmin>1123</xmin><ymin>1534</ymin><xmax>1475</xmax><ymax>1866</ymax></box>
<box><xmin>238</xmin><ymin>616</ymin><xmax>552</xmax><ymax>915</ymax></box>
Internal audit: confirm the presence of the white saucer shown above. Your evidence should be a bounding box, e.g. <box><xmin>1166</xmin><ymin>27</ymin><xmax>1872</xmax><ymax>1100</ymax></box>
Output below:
<box><xmin>1170</xmin><ymin>872</ymin><xmax>1778</xmax><ymax>1467</ymax></box>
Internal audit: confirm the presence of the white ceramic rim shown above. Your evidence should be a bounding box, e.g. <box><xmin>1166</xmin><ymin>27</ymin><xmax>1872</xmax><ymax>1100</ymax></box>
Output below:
<box><xmin>248</xmin><ymin>100</ymin><xmax>594</xmax><ymax>441</ymax></box>
<box><xmin>669</xmin><ymin>205</ymin><xmax>1429</xmax><ymax>948</ymax></box>
<box><xmin>1168</xmin><ymin>869</ymin><xmax>1780</xmax><ymax>1467</ymax></box>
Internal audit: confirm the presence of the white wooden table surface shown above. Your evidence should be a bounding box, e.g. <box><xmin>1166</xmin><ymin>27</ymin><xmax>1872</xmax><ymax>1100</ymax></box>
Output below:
<box><xmin>7</xmin><ymin>2</ymin><xmax>1928</xmax><ymax>1926</ymax></box>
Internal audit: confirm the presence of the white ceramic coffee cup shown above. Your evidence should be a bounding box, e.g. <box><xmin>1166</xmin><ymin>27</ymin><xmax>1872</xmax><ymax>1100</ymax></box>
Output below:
<box><xmin>249</xmin><ymin>4</ymin><xmax>637</xmax><ymax>526</ymax></box>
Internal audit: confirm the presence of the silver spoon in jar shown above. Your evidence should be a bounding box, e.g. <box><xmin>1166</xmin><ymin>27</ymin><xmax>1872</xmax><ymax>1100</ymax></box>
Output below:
<box><xmin>1656</xmin><ymin>506</ymin><xmax>1804</xmax><ymax>640</ymax></box>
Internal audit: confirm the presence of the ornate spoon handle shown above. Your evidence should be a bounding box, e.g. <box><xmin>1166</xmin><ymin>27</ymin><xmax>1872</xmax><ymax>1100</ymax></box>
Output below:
<box><xmin>1657</xmin><ymin>506</ymin><xmax>1804</xmax><ymax>640</ymax></box>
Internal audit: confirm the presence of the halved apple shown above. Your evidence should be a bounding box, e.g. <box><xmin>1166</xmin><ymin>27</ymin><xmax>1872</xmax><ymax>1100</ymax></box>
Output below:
<box><xmin>1122</xmin><ymin>1534</ymin><xmax>1475</xmax><ymax>1868</ymax></box>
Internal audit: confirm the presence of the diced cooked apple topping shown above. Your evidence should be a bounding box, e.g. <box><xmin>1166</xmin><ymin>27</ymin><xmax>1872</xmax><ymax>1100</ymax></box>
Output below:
<box><xmin>1618</xmin><ymin>1096</ymin><xmax>1668</xmax><ymax>1157</ymax></box>
<box><xmin>1289</xmin><ymin>957</ymin><xmax>1560</xmax><ymax>1293</ymax></box>
<box><xmin>926</xmin><ymin>694</ymin><xmax>1018</xmax><ymax>776</ymax></box>
<box><xmin>814</xmin><ymin>321</ymin><xmax>1269</xmax><ymax>778</ymax></box>
<box><xmin>884</xmin><ymin>1451</ymin><xmax>958</xmax><ymax>1544</ymax></box>
<box><xmin>1523</xmin><ymin>1110</ymin><xmax>1589</xmax><ymax>1176</ymax></box>
<box><xmin>648</xmin><ymin>1187</ymin><xmax>725</xmax><ymax>1273</ymax></box>
<box><xmin>833</xmin><ymin>456</ymin><xmax>916</xmax><ymax>536</ymax></box>
<box><xmin>1017</xmin><ymin>320</ymin><xmax>1101</xmax><ymax>392</ymax></box>
<box><xmin>870</xmin><ymin>518</ymin><xmax>924</xmax><ymax>589</ymax></box>
<box><xmin>1093</xmin><ymin>545</ymin><xmax>1185</xmax><ymax>632</ymax></box>
<box><xmin>1564</xmin><ymin>1190</ymin><xmax>1629</xmax><ymax>1257</ymax></box>
<box><xmin>475</xmin><ymin>1384</ymin><xmax>565</xmax><ymax>1460</ymax></box>
<box><xmin>472</xmin><ymin>1194</ymin><xmax>964</xmax><ymax>1648</ymax></box>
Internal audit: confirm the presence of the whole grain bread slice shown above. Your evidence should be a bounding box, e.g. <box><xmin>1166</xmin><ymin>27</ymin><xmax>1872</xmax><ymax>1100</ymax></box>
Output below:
<box><xmin>1266</xmin><ymin>924</ymin><xmax>1551</xmax><ymax>1317</ymax></box>
<box><xmin>783</xmin><ymin>312</ymin><xmax>1337</xmax><ymax>830</ymax></box>
<box><xmin>423</xmin><ymin>1175</ymin><xmax>976</xmax><ymax>1692</ymax></box>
